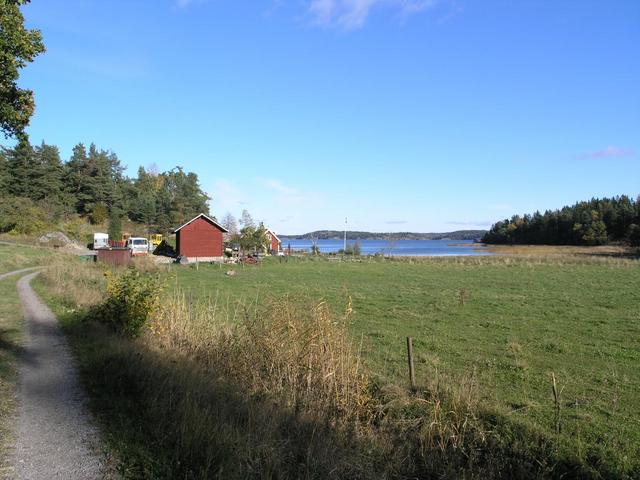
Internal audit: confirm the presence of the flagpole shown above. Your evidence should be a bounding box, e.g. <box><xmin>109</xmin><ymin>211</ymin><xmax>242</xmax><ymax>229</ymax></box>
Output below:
<box><xmin>344</xmin><ymin>217</ymin><xmax>347</xmax><ymax>252</ymax></box>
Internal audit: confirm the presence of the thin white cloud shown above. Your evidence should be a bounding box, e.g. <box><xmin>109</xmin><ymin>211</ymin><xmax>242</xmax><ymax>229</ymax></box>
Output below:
<box><xmin>53</xmin><ymin>50</ymin><xmax>148</xmax><ymax>79</ymax></box>
<box><xmin>257</xmin><ymin>177</ymin><xmax>323</xmax><ymax>208</ymax></box>
<box><xmin>175</xmin><ymin>0</ymin><xmax>210</xmax><ymax>8</ymax></box>
<box><xmin>211</xmin><ymin>178</ymin><xmax>247</xmax><ymax>212</ymax></box>
<box><xmin>307</xmin><ymin>0</ymin><xmax>438</xmax><ymax>30</ymax></box>
<box><xmin>259</xmin><ymin>178</ymin><xmax>300</xmax><ymax>196</ymax></box>
<box><xmin>575</xmin><ymin>146</ymin><xmax>635</xmax><ymax>160</ymax></box>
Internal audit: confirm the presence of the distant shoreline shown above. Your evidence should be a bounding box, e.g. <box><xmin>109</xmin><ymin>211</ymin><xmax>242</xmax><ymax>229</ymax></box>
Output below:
<box><xmin>281</xmin><ymin>229</ymin><xmax>487</xmax><ymax>242</ymax></box>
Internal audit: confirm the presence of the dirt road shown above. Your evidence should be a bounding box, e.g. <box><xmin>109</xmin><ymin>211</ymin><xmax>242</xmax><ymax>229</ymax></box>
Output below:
<box><xmin>0</xmin><ymin>268</ymin><xmax>40</xmax><ymax>282</ymax></box>
<box><xmin>11</xmin><ymin>271</ymin><xmax>107</xmax><ymax>479</ymax></box>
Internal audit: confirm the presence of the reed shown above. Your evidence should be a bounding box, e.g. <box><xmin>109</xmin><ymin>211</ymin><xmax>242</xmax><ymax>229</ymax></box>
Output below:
<box><xmin>151</xmin><ymin>290</ymin><xmax>372</xmax><ymax>423</ymax></box>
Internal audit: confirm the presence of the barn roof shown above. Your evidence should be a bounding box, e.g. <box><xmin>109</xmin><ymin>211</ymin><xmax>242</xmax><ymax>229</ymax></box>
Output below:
<box><xmin>172</xmin><ymin>213</ymin><xmax>229</xmax><ymax>234</ymax></box>
<box><xmin>265</xmin><ymin>228</ymin><xmax>281</xmax><ymax>242</ymax></box>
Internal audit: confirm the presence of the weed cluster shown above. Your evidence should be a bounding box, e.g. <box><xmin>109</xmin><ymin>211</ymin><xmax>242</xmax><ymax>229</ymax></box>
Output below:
<box><xmin>95</xmin><ymin>268</ymin><xmax>164</xmax><ymax>337</ymax></box>
<box><xmin>37</xmin><ymin>255</ymin><xmax>106</xmax><ymax>308</ymax></box>
<box><xmin>152</xmin><ymin>291</ymin><xmax>371</xmax><ymax>422</ymax></box>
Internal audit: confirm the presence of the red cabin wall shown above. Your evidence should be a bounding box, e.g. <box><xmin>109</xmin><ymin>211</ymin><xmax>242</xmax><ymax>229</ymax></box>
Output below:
<box><xmin>177</xmin><ymin>217</ymin><xmax>224</xmax><ymax>257</ymax></box>
<box><xmin>271</xmin><ymin>236</ymin><xmax>279</xmax><ymax>252</ymax></box>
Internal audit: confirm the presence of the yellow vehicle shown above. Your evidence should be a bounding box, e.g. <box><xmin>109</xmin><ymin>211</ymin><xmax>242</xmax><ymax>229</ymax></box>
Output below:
<box><xmin>150</xmin><ymin>234</ymin><xmax>163</xmax><ymax>248</ymax></box>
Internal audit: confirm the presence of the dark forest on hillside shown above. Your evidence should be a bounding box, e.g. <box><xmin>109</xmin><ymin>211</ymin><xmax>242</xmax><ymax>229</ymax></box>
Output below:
<box><xmin>482</xmin><ymin>196</ymin><xmax>640</xmax><ymax>246</ymax></box>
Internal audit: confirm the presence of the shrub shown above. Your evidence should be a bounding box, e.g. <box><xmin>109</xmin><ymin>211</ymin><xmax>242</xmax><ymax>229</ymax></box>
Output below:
<box><xmin>96</xmin><ymin>268</ymin><xmax>163</xmax><ymax>337</ymax></box>
<box><xmin>62</xmin><ymin>216</ymin><xmax>90</xmax><ymax>242</ymax></box>
<box><xmin>0</xmin><ymin>196</ymin><xmax>48</xmax><ymax>234</ymax></box>
<box><xmin>90</xmin><ymin>203</ymin><xmax>108</xmax><ymax>225</ymax></box>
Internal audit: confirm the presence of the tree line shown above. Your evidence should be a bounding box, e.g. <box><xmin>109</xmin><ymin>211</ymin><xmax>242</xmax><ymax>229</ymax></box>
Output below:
<box><xmin>0</xmin><ymin>138</ymin><xmax>210</xmax><ymax>235</ymax></box>
<box><xmin>482</xmin><ymin>195</ymin><xmax>640</xmax><ymax>246</ymax></box>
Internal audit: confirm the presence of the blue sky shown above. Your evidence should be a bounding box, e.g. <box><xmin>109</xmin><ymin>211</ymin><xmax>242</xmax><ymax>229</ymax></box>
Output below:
<box><xmin>12</xmin><ymin>0</ymin><xmax>640</xmax><ymax>234</ymax></box>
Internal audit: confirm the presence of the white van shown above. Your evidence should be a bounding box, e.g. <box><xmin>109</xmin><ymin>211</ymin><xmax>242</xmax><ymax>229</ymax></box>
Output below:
<box><xmin>127</xmin><ymin>237</ymin><xmax>149</xmax><ymax>256</ymax></box>
<box><xmin>93</xmin><ymin>233</ymin><xmax>109</xmax><ymax>250</ymax></box>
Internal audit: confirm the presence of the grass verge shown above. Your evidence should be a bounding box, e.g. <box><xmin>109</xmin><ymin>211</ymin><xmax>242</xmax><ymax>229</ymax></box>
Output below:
<box><xmin>0</xmin><ymin>275</ymin><xmax>26</xmax><ymax>477</ymax></box>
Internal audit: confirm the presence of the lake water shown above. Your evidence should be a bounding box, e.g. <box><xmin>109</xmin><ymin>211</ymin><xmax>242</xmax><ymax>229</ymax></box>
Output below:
<box><xmin>279</xmin><ymin>239</ymin><xmax>493</xmax><ymax>257</ymax></box>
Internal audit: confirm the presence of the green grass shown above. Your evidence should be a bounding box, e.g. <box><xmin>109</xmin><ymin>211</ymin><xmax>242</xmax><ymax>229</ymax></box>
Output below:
<box><xmin>0</xmin><ymin>242</ymin><xmax>52</xmax><ymax>274</ymax></box>
<box><xmin>170</xmin><ymin>256</ymin><xmax>640</xmax><ymax>473</ymax></box>
<box><xmin>0</xmin><ymin>267</ymin><xmax>28</xmax><ymax>475</ymax></box>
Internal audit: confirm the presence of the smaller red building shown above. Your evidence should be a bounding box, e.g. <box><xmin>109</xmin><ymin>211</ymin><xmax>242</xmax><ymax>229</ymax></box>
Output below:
<box><xmin>265</xmin><ymin>228</ymin><xmax>281</xmax><ymax>254</ymax></box>
<box><xmin>173</xmin><ymin>213</ymin><xmax>228</xmax><ymax>261</ymax></box>
<box><xmin>97</xmin><ymin>248</ymin><xmax>131</xmax><ymax>266</ymax></box>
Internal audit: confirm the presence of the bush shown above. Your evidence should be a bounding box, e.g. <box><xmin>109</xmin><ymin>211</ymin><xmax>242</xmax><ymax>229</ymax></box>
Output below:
<box><xmin>62</xmin><ymin>216</ymin><xmax>90</xmax><ymax>241</ymax></box>
<box><xmin>96</xmin><ymin>268</ymin><xmax>163</xmax><ymax>337</ymax></box>
<box><xmin>90</xmin><ymin>203</ymin><xmax>108</xmax><ymax>224</ymax></box>
<box><xmin>340</xmin><ymin>241</ymin><xmax>361</xmax><ymax>256</ymax></box>
<box><xmin>0</xmin><ymin>196</ymin><xmax>48</xmax><ymax>234</ymax></box>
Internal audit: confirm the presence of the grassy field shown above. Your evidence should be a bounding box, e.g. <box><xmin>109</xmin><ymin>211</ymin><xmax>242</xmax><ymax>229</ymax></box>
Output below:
<box><xmin>0</xmin><ymin>242</ymin><xmax>54</xmax><ymax>274</ymax></box>
<box><xmin>28</xmin><ymin>252</ymin><xmax>640</xmax><ymax>478</ymax></box>
<box><xmin>170</xmin><ymin>256</ymin><xmax>640</xmax><ymax>472</ymax></box>
<box><xmin>481</xmin><ymin>243</ymin><xmax>639</xmax><ymax>257</ymax></box>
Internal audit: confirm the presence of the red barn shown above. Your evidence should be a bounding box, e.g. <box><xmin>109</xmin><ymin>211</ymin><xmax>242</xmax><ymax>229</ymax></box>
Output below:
<box><xmin>173</xmin><ymin>213</ymin><xmax>228</xmax><ymax>261</ymax></box>
<box><xmin>265</xmin><ymin>228</ymin><xmax>281</xmax><ymax>254</ymax></box>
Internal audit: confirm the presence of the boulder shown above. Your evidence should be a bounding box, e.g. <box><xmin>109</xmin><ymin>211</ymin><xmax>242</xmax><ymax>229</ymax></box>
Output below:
<box><xmin>38</xmin><ymin>231</ymin><xmax>73</xmax><ymax>245</ymax></box>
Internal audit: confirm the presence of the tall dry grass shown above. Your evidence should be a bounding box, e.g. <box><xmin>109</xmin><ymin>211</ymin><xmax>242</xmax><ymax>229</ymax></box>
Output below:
<box><xmin>38</xmin><ymin>256</ymin><xmax>107</xmax><ymax>308</ymax></box>
<box><xmin>151</xmin><ymin>291</ymin><xmax>371</xmax><ymax>423</ymax></box>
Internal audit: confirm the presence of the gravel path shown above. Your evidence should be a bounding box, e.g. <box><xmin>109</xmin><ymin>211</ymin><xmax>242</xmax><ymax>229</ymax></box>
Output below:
<box><xmin>12</xmin><ymin>271</ymin><xmax>107</xmax><ymax>479</ymax></box>
<box><xmin>0</xmin><ymin>267</ymin><xmax>40</xmax><ymax>282</ymax></box>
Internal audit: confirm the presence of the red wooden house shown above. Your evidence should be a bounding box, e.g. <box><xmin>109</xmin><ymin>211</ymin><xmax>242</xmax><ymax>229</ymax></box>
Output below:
<box><xmin>265</xmin><ymin>228</ymin><xmax>281</xmax><ymax>254</ymax></box>
<box><xmin>173</xmin><ymin>213</ymin><xmax>228</xmax><ymax>261</ymax></box>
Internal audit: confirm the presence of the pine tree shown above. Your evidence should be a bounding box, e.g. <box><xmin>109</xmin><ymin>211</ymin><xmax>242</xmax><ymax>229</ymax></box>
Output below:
<box><xmin>5</xmin><ymin>138</ymin><xmax>35</xmax><ymax>198</ymax></box>
<box><xmin>65</xmin><ymin>143</ymin><xmax>88</xmax><ymax>212</ymax></box>
<box><xmin>108</xmin><ymin>208</ymin><xmax>123</xmax><ymax>241</ymax></box>
<box><xmin>32</xmin><ymin>142</ymin><xmax>63</xmax><ymax>201</ymax></box>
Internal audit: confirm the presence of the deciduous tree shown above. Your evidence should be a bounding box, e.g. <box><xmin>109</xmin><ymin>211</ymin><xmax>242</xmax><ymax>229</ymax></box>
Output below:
<box><xmin>0</xmin><ymin>0</ymin><xmax>45</xmax><ymax>138</ymax></box>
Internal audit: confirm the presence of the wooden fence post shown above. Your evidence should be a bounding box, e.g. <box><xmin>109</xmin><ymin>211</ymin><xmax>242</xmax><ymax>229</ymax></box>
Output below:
<box><xmin>406</xmin><ymin>336</ymin><xmax>416</xmax><ymax>390</ymax></box>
